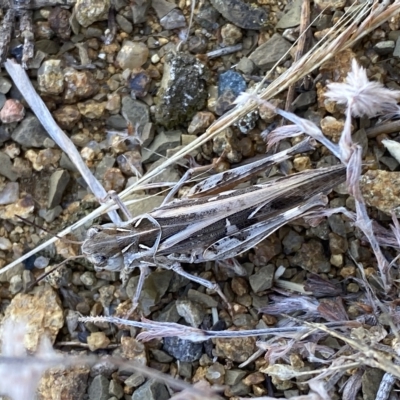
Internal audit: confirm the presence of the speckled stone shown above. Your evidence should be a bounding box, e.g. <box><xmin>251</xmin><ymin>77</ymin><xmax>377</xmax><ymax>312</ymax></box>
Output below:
<box><xmin>1</xmin><ymin>284</ymin><xmax>63</xmax><ymax>352</ymax></box>
<box><xmin>360</xmin><ymin>170</ymin><xmax>400</xmax><ymax>216</ymax></box>
<box><xmin>154</xmin><ymin>53</ymin><xmax>208</xmax><ymax>127</ymax></box>
<box><xmin>163</xmin><ymin>336</ymin><xmax>203</xmax><ymax>362</ymax></box>
<box><xmin>215</xmin><ymin>333</ymin><xmax>256</xmax><ymax>362</ymax></box>
<box><xmin>37</xmin><ymin>364</ymin><xmax>90</xmax><ymax>400</ymax></box>
<box><xmin>37</xmin><ymin>59</ymin><xmax>64</xmax><ymax>95</ymax></box>
<box><xmin>75</xmin><ymin>0</ymin><xmax>110</xmax><ymax>27</ymax></box>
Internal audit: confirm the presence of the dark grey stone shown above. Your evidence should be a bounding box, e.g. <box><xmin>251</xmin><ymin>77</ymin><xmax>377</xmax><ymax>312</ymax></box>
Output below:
<box><xmin>291</xmin><ymin>91</ymin><xmax>317</xmax><ymax>110</ymax></box>
<box><xmin>152</xmin><ymin>0</ymin><xmax>176</xmax><ymax>19</ymax></box>
<box><xmin>163</xmin><ymin>336</ymin><xmax>203</xmax><ymax>362</ymax></box>
<box><xmin>132</xmin><ymin>380</ymin><xmax>169</xmax><ymax>400</ymax></box>
<box><xmin>141</xmin><ymin>129</ymin><xmax>181</xmax><ymax>163</ymax></box>
<box><xmin>249</xmin><ymin>33</ymin><xmax>291</xmax><ymax>68</ymax></box>
<box><xmin>249</xmin><ymin>264</ymin><xmax>275</xmax><ymax>293</ymax></box>
<box><xmin>282</xmin><ymin>229</ymin><xmax>305</xmax><ymax>254</ymax></box>
<box><xmin>11</xmin><ymin>114</ymin><xmax>49</xmax><ymax>148</ymax></box>
<box><xmin>373</xmin><ymin>40</ymin><xmax>395</xmax><ymax>55</ymax></box>
<box><xmin>0</xmin><ymin>152</ymin><xmax>19</xmax><ymax>181</ymax></box>
<box><xmin>48</xmin><ymin>169</ymin><xmax>70</xmax><ymax>208</ymax></box>
<box><xmin>88</xmin><ymin>375</ymin><xmax>109</xmax><ymax>400</ymax></box>
<box><xmin>121</xmin><ymin>97</ymin><xmax>149</xmax><ymax>131</ymax></box>
<box><xmin>160</xmin><ymin>8</ymin><xmax>186</xmax><ymax>29</ymax></box>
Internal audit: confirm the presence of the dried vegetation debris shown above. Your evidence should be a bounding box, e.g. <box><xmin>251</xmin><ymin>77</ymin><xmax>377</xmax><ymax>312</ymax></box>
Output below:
<box><xmin>1</xmin><ymin>0</ymin><xmax>400</xmax><ymax>399</ymax></box>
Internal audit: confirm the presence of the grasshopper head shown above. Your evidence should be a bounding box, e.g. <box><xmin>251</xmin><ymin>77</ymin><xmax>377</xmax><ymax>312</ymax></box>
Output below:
<box><xmin>82</xmin><ymin>226</ymin><xmax>124</xmax><ymax>271</ymax></box>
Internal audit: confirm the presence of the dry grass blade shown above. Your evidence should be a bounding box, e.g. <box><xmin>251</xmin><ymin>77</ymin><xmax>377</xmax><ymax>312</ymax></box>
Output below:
<box><xmin>2</xmin><ymin>0</ymin><xmax>400</xmax><ymax>275</ymax></box>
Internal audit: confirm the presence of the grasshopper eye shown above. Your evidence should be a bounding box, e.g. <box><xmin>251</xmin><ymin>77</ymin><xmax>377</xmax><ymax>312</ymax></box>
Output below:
<box><xmin>87</xmin><ymin>226</ymin><xmax>101</xmax><ymax>238</ymax></box>
<box><xmin>92</xmin><ymin>254</ymin><xmax>107</xmax><ymax>265</ymax></box>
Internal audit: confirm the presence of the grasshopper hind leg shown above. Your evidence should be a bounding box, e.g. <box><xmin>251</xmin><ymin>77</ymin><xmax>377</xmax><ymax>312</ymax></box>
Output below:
<box><xmin>168</xmin><ymin>262</ymin><xmax>232</xmax><ymax>313</ymax></box>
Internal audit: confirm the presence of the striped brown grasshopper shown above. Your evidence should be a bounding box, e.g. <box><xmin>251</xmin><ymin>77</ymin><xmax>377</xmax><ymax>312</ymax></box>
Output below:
<box><xmin>82</xmin><ymin>138</ymin><xmax>346</xmax><ymax>311</ymax></box>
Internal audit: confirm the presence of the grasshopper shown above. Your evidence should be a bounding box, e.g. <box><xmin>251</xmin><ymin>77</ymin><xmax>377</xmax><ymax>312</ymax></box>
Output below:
<box><xmin>82</xmin><ymin>138</ymin><xmax>346</xmax><ymax>311</ymax></box>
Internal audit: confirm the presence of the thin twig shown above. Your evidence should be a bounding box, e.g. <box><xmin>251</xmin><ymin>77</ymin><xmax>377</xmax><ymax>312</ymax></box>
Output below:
<box><xmin>284</xmin><ymin>0</ymin><xmax>311</xmax><ymax>114</ymax></box>
<box><xmin>366</xmin><ymin>120</ymin><xmax>400</xmax><ymax>138</ymax></box>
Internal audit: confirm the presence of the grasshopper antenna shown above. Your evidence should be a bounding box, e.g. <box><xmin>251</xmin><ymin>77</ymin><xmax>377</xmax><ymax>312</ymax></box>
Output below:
<box><xmin>16</xmin><ymin>215</ymin><xmax>82</xmax><ymax>244</ymax></box>
<box><xmin>25</xmin><ymin>255</ymin><xmax>86</xmax><ymax>292</ymax></box>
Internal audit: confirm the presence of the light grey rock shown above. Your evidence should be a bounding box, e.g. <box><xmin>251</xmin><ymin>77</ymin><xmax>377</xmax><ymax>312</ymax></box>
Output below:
<box><xmin>38</xmin><ymin>205</ymin><xmax>63</xmax><ymax>223</ymax></box>
<box><xmin>116</xmin><ymin>41</ymin><xmax>149</xmax><ymax>70</ymax></box>
<box><xmin>176</xmin><ymin>299</ymin><xmax>205</xmax><ymax>327</ymax></box>
<box><xmin>11</xmin><ymin>114</ymin><xmax>48</xmax><ymax>148</ymax></box>
<box><xmin>249</xmin><ymin>33</ymin><xmax>291</xmax><ymax>68</ymax></box>
<box><xmin>59</xmin><ymin>153</ymin><xmax>79</xmax><ymax>172</ymax></box>
<box><xmin>121</xmin><ymin>97</ymin><xmax>149</xmax><ymax>131</ymax></box>
<box><xmin>160</xmin><ymin>8</ymin><xmax>186</xmax><ymax>29</ymax></box>
<box><xmin>126</xmin><ymin>270</ymin><xmax>173</xmax><ymax>316</ymax></box>
<box><xmin>116</xmin><ymin>13</ymin><xmax>133</xmax><ymax>33</ymax></box>
<box><xmin>0</xmin><ymin>152</ymin><xmax>19</xmax><ymax>181</ymax></box>
<box><xmin>394</xmin><ymin>36</ymin><xmax>400</xmax><ymax>58</ymax></box>
<box><xmin>141</xmin><ymin>129</ymin><xmax>181</xmax><ymax>163</ymax></box>
<box><xmin>276</xmin><ymin>0</ymin><xmax>303</xmax><ymax>29</ymax></box>
<box><xmin>88</xmin><ymin>375</ymin><xmax>109</xmax><ymax>400</ymax></box>
<box><xmin>236</xmin><ymin>57</ymin><xmax>254</xmax><ymax>75</ymax></box>
<box><xmin>0</xmin><ymin>182</ymin><xmax>19</xmax><ymax>205</ymax></box>
<box><xmin>34</xmin><ymin>256</ymin><xmax>49</xmax><ymax>269</ymax></box>
<box><xmin>0</xmin><ymin>237</ymin><xmax>12</xmax><ymax>251</ymax></box>
<box><xmin>225</xmin><ymin>369</ymin><xmax>247</xmax><ymax>386</ymax></box>
<box><xmin>373</xmin><ymin>40</ymin><xmax>395</xmax><ymax>55</ymax></box>
<box><xmin>249</xmin><ymin>264</ymin><xmax>275</xmax><ymax>293</ymax></box>
<box><xmin>125</xmin><ymin>372</ymin><xmax>145</xmax><ymax>388</ymax></box>
<box><xmin>80</xmin><ymin>271</ymin><xmax>97</xmax><ymax>286</ymax></box>
<box><xmin>48</xmin><ymin>169</ymin><xmax>70</xmax><ymax>209</ymax></box>
<box><xmin>132</xmin><ymin>0</ymin><xmax>151</xmax><ymax>24</ymax></box>
<box><xmin>109</xmin><ymin>380</ymin><xmax>124</xmax><ymax>399</ymax></box>
<box><xmin>187</xmin><ymin>289</ymin><xmax>218</xmax><ymax>308</ymax></box>
<box><xmin>152</xmin><ymin>0</ymin><xmax>176</xmax><ymax>19</ymax></box>
<box><xmin>9</xmin><ymin>274</ymin><xmax>23</xmax><ymax>294</ymax></box>
<box><xmin>95</xmin><ymin>155</ymin><xmax>116</xmax><ymax>179</ymax></box>
<box><xmin>132</xmin><ymin>380</ymin><xmax>169</xmax><ymax>400</ymax></box>
<box><xmin>0</xmin><ymin>77</ymin><xmax>12</xmax><ymax>94</ymax></box>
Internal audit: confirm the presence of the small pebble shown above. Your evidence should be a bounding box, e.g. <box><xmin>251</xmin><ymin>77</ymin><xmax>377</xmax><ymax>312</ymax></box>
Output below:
<box><xmin>0</xmin><ymin>99</ymin><xmax>25</xmax><ymax>123</ymax></box>
<box><xmin>87</xmin><ymin>332</ymin><xmax>111</xmax><ymax>351</ymax></box>
<box><xmin>116</xmin><ymin>41</ymin><xmax>149</xmax><ymax>70</ymax></box>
